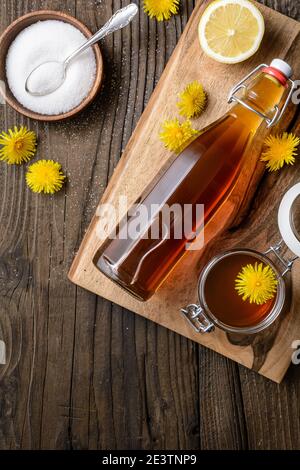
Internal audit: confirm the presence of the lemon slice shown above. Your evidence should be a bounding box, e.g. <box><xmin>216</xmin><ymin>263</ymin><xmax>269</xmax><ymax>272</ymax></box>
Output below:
<box><xmin>198</xmin><ymin>0</ymin><xmax>265</xmax><ymax>64</ymax></box>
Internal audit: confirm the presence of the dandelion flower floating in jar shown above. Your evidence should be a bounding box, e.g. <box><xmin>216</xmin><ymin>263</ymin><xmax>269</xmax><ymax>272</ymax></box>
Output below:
<box><xmin>177</xmin><ymin>81</ymin><xmax>207</xmax><ymax>119</ymax></box>
<box><xmin>235</xmin><ymin>262</ymin><xmax>278</xmax><ymax>305</ymax></box>
<box><xmin>159</xmin><ymin>118</ymin><xmax>199</xmax><ymax>154</ymax></box>
<box><xmin>261</xmin><ymin>132</ymin><xmax>300</xmax><ymax>172</ymax></box>
<box><xmin>143</xmin><ymin>0</ymin><xmax>180</xmax><ymax>21</ymax></box>
<box><xmin>0</xmin><ymin>126</ymin><xmax>37</xmax><ymax>164</ymax></box>
<box><xmin>26</xmin><ymin>160</ymin><xmax>66</xmax><ymax>194</ymax></box>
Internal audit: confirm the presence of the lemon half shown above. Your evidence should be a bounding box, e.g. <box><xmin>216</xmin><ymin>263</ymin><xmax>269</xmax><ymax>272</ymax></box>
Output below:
<box><xmin>198</xmin><ymin>0</ymin><xmax>265</xmax><ymax>64</ymax></box>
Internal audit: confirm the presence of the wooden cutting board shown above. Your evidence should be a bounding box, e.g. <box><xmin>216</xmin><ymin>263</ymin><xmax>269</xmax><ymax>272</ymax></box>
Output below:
<box><xmin>69</xmin><ymin>0</ymin><xmax>300</xmax><ymax>383</ymax></box>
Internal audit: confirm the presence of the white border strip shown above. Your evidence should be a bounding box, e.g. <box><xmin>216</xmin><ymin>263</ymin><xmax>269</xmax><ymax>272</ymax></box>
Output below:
<box><xmin>278</xmin><ymin>183</ymin><xmax>300</xmax><ymax>257</ymax></box>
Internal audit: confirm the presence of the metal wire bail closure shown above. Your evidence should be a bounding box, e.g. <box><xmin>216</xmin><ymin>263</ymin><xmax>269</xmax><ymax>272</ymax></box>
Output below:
<box><xmin>181</xmin><ymin>304</ymin><xmax>214</xmax><ymax>333</ymax></box>
<box><xmin>228</xmin><ymin>63</ymin><xmax>297</xmax><ymax>128</ymax></box>
<box><xmin>264</xmin><ymin>240</ymin><xmax>297</xmax><ymax>277</ymax></box>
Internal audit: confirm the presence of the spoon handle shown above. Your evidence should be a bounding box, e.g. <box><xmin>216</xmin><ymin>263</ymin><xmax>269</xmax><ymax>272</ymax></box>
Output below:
<box><xmin>65</xmin><ymin>3</ymin><xmax>139</xmax><ymax>65</ymax></box>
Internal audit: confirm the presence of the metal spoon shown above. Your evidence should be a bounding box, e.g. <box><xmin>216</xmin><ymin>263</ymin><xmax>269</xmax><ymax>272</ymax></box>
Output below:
<box><xmin>25</xmin><ymin>3</ymin><xmax>138</xmax><ymax>96</ymax></box>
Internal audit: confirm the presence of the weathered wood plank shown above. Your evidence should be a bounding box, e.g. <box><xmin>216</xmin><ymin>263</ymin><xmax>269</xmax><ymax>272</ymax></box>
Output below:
<box><xmin>0</xmin><ymin>0</ymin><xmax>202</xmax><ymax>450</ymax></box>
<box><xmin>0</xmin><ymin>0</ymin><xmax>299</xmax><ymax>451</ymax></box>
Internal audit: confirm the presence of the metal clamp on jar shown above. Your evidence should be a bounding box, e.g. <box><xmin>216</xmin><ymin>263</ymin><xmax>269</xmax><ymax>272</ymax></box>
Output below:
<box><xmin>181</xmin><ymin>183</ymin><xmax>300</xmax><ymax>335</ymax></box>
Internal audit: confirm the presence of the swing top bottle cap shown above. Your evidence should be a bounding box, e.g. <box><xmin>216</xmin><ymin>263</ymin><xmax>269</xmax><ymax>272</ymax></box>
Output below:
<box><xmin>270</xmin><ymin>59</ymin><xmax>292</xmax><ymax>78</ymax></box>
<box><xmin>263</xmin><ymin>58</ymin><xmax>292</xmax><ymax>86</ymax></box>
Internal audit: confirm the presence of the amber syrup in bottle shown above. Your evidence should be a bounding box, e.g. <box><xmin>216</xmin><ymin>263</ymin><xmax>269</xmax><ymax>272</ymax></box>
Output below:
<box><xmin>94</xmin><ymin>61</ymin><xmax>290</xmax><ymax>300</ymax></box>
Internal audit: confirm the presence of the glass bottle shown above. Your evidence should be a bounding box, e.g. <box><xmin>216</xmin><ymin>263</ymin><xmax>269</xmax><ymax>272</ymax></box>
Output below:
<box><xmin>94</xmin><ymin>59</ymin><xmax>295</xmax><ymax>301</ymax></box>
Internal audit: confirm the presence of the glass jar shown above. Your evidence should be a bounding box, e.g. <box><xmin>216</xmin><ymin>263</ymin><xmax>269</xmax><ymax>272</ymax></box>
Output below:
<box><xmin>181</xmin><ymin>183</ymin><xmax>300</xmax><ymax>335</ymax></box>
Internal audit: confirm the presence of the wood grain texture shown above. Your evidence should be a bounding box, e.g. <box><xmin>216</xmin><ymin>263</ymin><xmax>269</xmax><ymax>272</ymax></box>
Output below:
<box><xmin>0</xmin><ymin>0</ymin><xmax>300</xmax><ymax>451</ymax></box>
<box><xmin>69</xmin><ymin>0</ymin><xmax>300</xmax><ymax>383</ymax></box>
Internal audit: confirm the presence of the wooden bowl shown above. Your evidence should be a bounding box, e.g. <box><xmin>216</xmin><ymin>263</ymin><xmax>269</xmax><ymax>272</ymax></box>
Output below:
<box><xmin>0</xmin><ymin>10</ymin><xmax>103</xmax><ymax>121</ymax></box>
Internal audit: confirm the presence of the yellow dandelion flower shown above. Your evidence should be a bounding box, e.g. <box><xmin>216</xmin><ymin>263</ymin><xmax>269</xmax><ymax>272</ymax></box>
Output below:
<box><xmin>0</xmin><ymin>126</ymin><xmax>37</xmax><ymax>164</ymax></box>
<box><xmin>235</xmin><ymin>262</ymin><xmax>278</xmax><ymax>305</ymax></box>
<box><xmin>177</xmin><ymin>81</ymin><xmax>207</xmax><ymax>119</ymax></box>
<box><xmin>26</xmin><ymin>160</ymin><xmax>66</xmax><ymax>194</ymax></box>
<box><xmin>159</xmin><ymin>118</ymin><xmax>199</xmax><ymax>153</ymax></box>
<box><xmin>143</xmin><ymin>0</ymin><xmax>179</xmax><ymax>21</ymax></box>
<box><xmin>261</xmin><ymin>132</ymin><xmax>300</xmax><ymax>172</ymax></box>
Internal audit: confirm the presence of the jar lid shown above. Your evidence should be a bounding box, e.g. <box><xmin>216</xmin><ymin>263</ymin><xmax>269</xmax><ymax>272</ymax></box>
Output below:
<box><xmin>278</xmin><ymin>183</ymin><xmax>300</xmax><ymax>257</ymax></box>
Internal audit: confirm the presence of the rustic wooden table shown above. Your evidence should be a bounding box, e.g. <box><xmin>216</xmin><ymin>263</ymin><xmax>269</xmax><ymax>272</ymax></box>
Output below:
<box><xmin>0</xmin><ymin>0</ymin><xmax>299</xmax><ymax>450</ymax></box>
